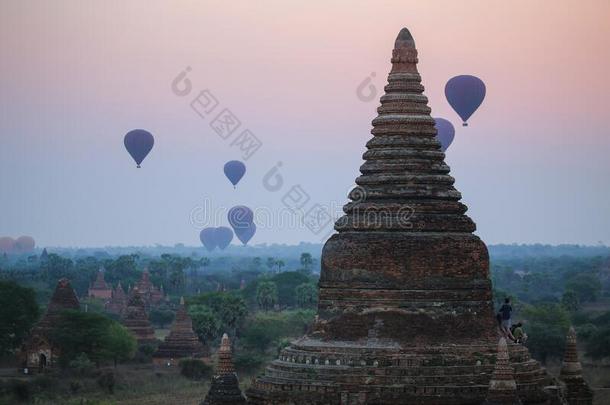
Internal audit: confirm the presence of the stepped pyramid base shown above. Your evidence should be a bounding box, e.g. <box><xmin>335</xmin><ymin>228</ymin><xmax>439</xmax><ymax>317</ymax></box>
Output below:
<box><xmin>247</xmin><ymin>338</ymin><xmax>553</xmax><ymax>404</ymax></box>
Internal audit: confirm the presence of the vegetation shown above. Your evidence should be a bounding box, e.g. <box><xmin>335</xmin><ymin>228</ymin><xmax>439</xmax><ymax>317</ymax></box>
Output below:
<box><xmin>50</xmin><ymin>310</ymin><xmax>136</xmax><ymax>367</ymax></box>
<box><xmin>0</xmin><ymin>280</ymin><xmax>39</xmax><ymax>355</ymax></box>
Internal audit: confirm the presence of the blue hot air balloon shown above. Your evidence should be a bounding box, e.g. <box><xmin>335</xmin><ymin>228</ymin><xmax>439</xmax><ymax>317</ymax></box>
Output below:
<box><xmin>199</xmin><ymin>228</ymin><xmax>217</xmax><ymax>251</ymax></box>
<box><xmin>228</xmin><ymin>205</ymin><xmax>254</xmax><ymax>231</ymax></box>
<box><xmin>444</xmin><ymin>75</ymin><xmax>486</xmax><ymax>126</ymax></box>
<box><xmin>235</xmin><ymin>223</ymin><xmax>256</xmax><ymax>245</ymax></box>
<box><xmin>124</xmin><ymin>129</ymin><xmax>154</xmax><ymax>168</ymax></box>
<box><xmin>224</xmin><ymin>160</ymin><xmax>246</xmax><ymax>187</ymax></box>
<box><xmin>215</xmin><ymin>227</ymin><xmax>234</xmax><ymax>249</ymax></box>
<box><xmin>433</xmin><ymin>118</ymin><xmax>455</xmax><ymax>152</ymax></box>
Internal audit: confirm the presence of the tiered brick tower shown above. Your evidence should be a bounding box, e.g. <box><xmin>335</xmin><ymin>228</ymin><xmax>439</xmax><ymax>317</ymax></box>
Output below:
<box><xmin>560</xmin><ymin>327</ymin><xmax>593</xmax><ymax>405</ymax></box>
<box><xmin>153</xmin><ymin>297</ymin><xmax>208</xmax><ymax>365</ymax></box>
<box><xmin>122</xmin><ymin>292</ymin><xmax>156</xmax><ymax>345</ymax></box>
<box><xmin>88</xmin><ymin>268</ymin><xmax>112</xmax><ymax>299</ymax></box>
<box><xmin>201</xmin><ymin>333</ymin><xmax>247</xmax><ymax>405</ymax></box>
<box><xmin>484</xmin><ymin>338</ymin><xmax>522</xmax><ymax>405</ymax></box>
<box><xmin>247</xmin><ymin>28</ymin><xmax>555</xmax><ymax>404</ymax></box>
<box><xmin>22</xmin><ymin>278</ymin><xmax>80</xmax><ymax>371</ymax></box>
<box><xmin>106</xmin><ymin>281</ymin><xmax>128</xmax><ymax>316</ymax></box>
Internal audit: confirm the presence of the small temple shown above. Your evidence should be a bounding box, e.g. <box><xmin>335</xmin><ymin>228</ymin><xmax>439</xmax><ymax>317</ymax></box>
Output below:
<box><xmin>246</xmin><ymin>27</ymin><xmax>589</xmax><ymax>404</ymax></box>
<box><xmin>201</xmin><ymin>333</ymin><xmax>246</xmax><ymax>405</ymax></box>
<box><xmin>153</xmin><ymin>297</ymin><xmax>208</xmax><ymax>365</ymax></box>
<box><xmin>133</xmin><ymin>269</ymin><xmax>165</xmax><ymax>309</ymax></box>
<box><xmin>88</xmin><ymin>268</ymin><xmax>113</xmax><ymax>300</ymax></box>
<box><xmin>122</xmin><ymin>291</ymin><xmax>156</xmax><ymax>346</ymax></box>
<box><xmin>559</xmin><ymin>327</ymin><xmax>593</xmax><ymax>405</ymax></box>
<box><xmin>105</xmin><ymin>281</ymin><xmax>128</xmax><ymax>316</ymax></box>
<box><xmin>21</xmin><ymin>278</ymin><xmax>80</xmax><ymax>372</ymax></box>
<box><xmin>484</xmin><ymin>338</ymin><xmax>522</xmax><ymax>405</ymax></box>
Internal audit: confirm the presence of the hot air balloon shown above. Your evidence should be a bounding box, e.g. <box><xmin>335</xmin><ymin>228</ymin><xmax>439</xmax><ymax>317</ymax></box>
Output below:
<box><xmin>199</xmin><ymin>228</ymin><xmax>217</xmax><ymax>251</ymax></box>
<box><xmin>235</xmin><ymin>223</ymin><xmax>256</xmax><ymax>245</ymax></box>
<box><xmin>15</xmin><ymin>236</ymin><xmax>35</xmax><ymax>253</ymax></box>
<box><xmin>433</xmin><ymin>118</ymin><xmax>455</xmax><ymax>152</ymax></box>
<box><xmin>215</xmin><ymin>227</ymin><xmax>234</xmax><ymax>249</ymax></box>
<box><xmin>224</xmin><ymin>160</ymin><xmax>246</xmax><ymax>188</ymax></box>
<box><xmin>0</xmin><ymin>237</ymin><xmax>15</xmax><ymax>254</ymax></box>
<box><xmin>444</xmin><ymin>75</ymin><xmax>486</xmax><ymax>126</ymax></box>
<box><xmin>228</xmin><ymin>205</ymin><xmax>254</xmax><ymax>231</ymax></box>
<box><xmin>124</xmin><ymin>129</ymin><xmax>154</xmax><ymax>168</ymax></box>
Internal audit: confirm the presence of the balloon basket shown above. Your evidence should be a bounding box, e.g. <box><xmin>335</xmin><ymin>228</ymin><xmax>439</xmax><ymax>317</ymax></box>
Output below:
<box><xmin>462</xmin><ymin>122</ymin><xmax>468</xmax><ymax>127</ymax></box>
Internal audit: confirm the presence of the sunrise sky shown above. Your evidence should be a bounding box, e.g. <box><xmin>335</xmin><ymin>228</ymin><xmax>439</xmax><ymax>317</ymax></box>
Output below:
<box><xmin>1</xmin><ymin>0</ymin><xmax>609</xmax><ymax>247</ymax></box>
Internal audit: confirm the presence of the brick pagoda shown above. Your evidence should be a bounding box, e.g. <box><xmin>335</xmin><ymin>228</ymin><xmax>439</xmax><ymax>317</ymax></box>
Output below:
<box><xmin>247</xmin><ymin>28</ymin><xmax>558</xmax><ymax>404</ymax></box>
<box><xmin>122</xmin><ymin>291</ymin><xmax>156</xmax><ymax>345</ymax></box>
<box><xmin>88</xmin><ymin>268</ymin><xmax>112</xmax><ymax>300</ymax></box>
<box><xmin>201</xmin><ymin>333</ymin><xmax>246</xmax><ymax>405</ymax></box>
<box><xmin>105</xmin><ymin>281</ymin><xmax>128</xmax><ymax>316</ymax></box>
<box><xmin>559</xmin><ymin>327</ymin><xmax>593</xmax><ymax>405</ymax></box>
<box><xmin>153</xmin><ymin>297</ymin><xmax>208</xmax><ymax>365</ymax></box>
<box><xmin>22</xmin><ymin>278</ymin><xmax>80</xmax><ymax>371</ymax></box>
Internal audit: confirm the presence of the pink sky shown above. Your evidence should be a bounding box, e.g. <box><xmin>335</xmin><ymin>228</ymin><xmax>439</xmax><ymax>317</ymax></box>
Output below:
<box><xmin>1</xmin><ymin>1</ymin><xmax>609</xmax><ymax>247</ymax></box>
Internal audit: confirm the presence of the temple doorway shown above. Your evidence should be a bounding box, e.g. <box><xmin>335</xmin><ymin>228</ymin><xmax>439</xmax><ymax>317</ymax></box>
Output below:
<box><xmin>38</xmin><ymin>353</ymin><xmax>47</xmax><ymax>372</ymax></box>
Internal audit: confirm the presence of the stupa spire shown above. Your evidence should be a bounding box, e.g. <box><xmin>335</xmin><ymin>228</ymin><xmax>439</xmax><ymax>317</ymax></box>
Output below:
<box><xmin>217</xmin><ymin>333</ymin><xmax>235</xmax><ymax>375</ymax></box>
<box><xmin>483</xmin><ymin>338</ymin><xmax>522</xmax><ymax>405</ymax></box>
<box><xmin>560</xmin><ymin>327</ymin><xmax>593</xmax><ymax>404</ymax></box>
<box><xmin>201</xmin><ymin>333</ymin><xmax>246</xmax><ymax>405</ymax></box>
<box><xmin>336</xmin><ymin>27</ymin><xmax>474</xmax><ymax>235</ymax></box>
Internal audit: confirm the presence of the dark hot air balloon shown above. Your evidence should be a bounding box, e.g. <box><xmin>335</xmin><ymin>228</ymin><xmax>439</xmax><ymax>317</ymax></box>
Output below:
<box><xmin>215</xmin><ymin>227</ymin><xmax>234</xmax><ymax>249</ymax></box>
<box><xmin>199</xmin><ymin>228</ymin><xmax>217</xmax><ymax>251</ymax></box>
<box><xmin>228</xmin><ymin>205</ymin><xmax>254</xmax><ymax>231</ymax></box>
<box><xmin>444</xmin><ymin>75</ymin><xmax>486</xmax><ymax>126</ymax></box>
<box><xmin>235</xmin><ymin>223</ymin><xmax>256</xmax><ymax>245</ymax></box>
<box><xmin>124</xmin><ymin>129</ymin><xmax>154</xmax><ymax>168</ymax></box>
<box><xmin>15</xmin><ymin>236</ymin><xmax>35</xmax><ymax>253</ymax></box>
<box><xmin>433</xmin><ymin>118</ymin><xmax>455</xmax><ymax>152</ymax></box>
<box><xmin>224</xmin><ymin>160</ymin><xmax>246</xmax><ymax>187</ymax></box>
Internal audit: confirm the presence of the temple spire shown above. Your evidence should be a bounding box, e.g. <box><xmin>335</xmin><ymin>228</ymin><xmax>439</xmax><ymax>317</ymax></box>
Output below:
<box><xmin>560</xmin><ymin>327</ymin><xmax>593</xmax><ymax>404</ymax></box>
<box><xmin>484</xmin><ymin>338</ymin><xmax>521</xmax><ymax>405</ymax></box>
<box><xmin>201</xmin><ymin>333</ymin><xmax>246</xmax><ymax>404</ymax></box>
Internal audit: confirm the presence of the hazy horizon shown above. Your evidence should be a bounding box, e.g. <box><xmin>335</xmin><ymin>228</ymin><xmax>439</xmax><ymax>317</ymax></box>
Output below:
<box><xmin>2</xmin><ymin>1</ymin><xmax>610</xmax><ymax>247</ymax></box>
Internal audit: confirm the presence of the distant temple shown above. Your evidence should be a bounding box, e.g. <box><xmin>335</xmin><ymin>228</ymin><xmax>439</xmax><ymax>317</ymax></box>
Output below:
<box><xmin>247</xmin><ymin>27</ymin><xmax>586</xmax><ymax>404</ymax></box>
<box><xmin>153</xmin><ymin>297</ymin><xmax>208</xmax><ymax>365</ymax></box>
<box><xmin>105</xmin><ymin>281</ymin><xmax>128</xmax><ymax>316</ymax></box>
<box><xmin>133</xmin><ymin>269</ymin><xmax>165</xmax><ymax>309</ymax></box>
<box><xmin>122</xmin><ymin>292</ymin><xmax>156</xmax><ymax>346</ymax></box>
<box><xmin>21</xmin><ymin>278</ymin><xmax>80</xmax><ymax>372</ymax></box>
<box><xmin>201</xmin><ymin>333</ymin><xmax>246</xmax><ymax>405</ymax></box>
<box><xmin>88</xmin><ymin>268</ymin><xmax>112</xmax><ymax>300</ymax></box>
<box><xmin>560</xmin><ymin>327</ymin><xmax>593</xmax><ymax>405</ymax></box>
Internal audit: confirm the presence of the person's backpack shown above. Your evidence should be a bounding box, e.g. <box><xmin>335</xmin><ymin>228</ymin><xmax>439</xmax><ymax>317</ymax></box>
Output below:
<box><xmin>500</xmin><ymin>304</ymin><xmax>512</xmax><ymax>320</ymax></box>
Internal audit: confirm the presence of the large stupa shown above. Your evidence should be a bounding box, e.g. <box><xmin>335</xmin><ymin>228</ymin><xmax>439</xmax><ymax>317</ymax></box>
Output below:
<box><xmin>247</xmin><ymin>28</ymin><xmax>556</xmax><ymax>404</ymax></box>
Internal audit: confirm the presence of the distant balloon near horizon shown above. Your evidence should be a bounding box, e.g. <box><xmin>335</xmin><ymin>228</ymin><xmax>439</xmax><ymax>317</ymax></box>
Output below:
<box><xmin>0</xmin><ymin>237</ymin><xmax>16</xmax><ymax>254</ymax></box>
<box><xmin>124</xmin><ymin>129</ymin><xmax>154</xmax><ymax>168</ymax></box>
<box><xmin>215</xmin><ymin>227</ymin><xmax>234</xmax><ymax>249</ymax></box>
<box><xmin>15</xmin><ymin>236</ymin><xmax>35</xmax><ymax>253</ymax></box>
<box><xmin>445</xmin><ymin>75</ymin><xmax>486</xmax><ymax>126</ymax></box>
<box><xmin>235</xmin><ymin>223</ymin><xmax>256</xmax><ymax>245</ymax></box>
<box><xmin>199</xmin><ymin>228</ymin><xmax>217</xmax><ymax>251</ymax></box>
<box><xmin>433</xmin><ymin>118</ymin><xmax>455</xmax><ymax>152</ymax></box>
<box><xmin>224</xmin><ymin>160</ymin><xmax>246</xmax><ymax>187</ymax></box>
<box><xmin>0</xmin><ymin>236</ymin><xmax>35</xmax><ymax>254</ymax></box>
